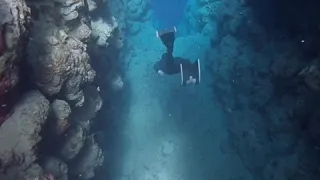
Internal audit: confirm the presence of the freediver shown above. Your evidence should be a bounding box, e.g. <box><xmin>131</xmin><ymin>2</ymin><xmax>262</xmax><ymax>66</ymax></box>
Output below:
<box><xmin>153</xmin><ymin>27</ymin><xmax>201</xmax><ymax>85</ymax></box>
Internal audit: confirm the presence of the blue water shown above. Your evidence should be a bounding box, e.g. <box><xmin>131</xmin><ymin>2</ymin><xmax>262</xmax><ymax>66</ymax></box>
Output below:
<box><xmin>149</xmin><ymin>0</ymin><xmax>188</xmax><ymax>30</ymax></box>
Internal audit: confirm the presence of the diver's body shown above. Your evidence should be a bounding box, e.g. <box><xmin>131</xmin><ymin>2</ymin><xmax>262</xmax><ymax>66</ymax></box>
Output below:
<box><xmin>153</xmin><ymin>27</ymin><xmax>201</xmax><ymax>85</ymax></box>
<box><xmin>154</xmin><ymin>52</ymin><xmax>186</xmax><ymax>75</ymax></box>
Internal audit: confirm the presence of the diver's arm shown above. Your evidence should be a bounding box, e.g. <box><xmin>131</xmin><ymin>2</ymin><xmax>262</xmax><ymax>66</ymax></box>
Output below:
<box><xmin>154</xmin><ymin>57</ymin><xmax>165</xmax><ymax>76</ymax></box>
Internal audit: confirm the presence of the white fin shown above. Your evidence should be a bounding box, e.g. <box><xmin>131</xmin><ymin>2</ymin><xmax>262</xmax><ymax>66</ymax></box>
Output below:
<box><xmin>180</xmin><ymin>63</ymin><xmax>184</xmax><ymax>85</ymax></box>
<box><xmin>198</xmin><ymin>58</ymin><xmax>201</xmax><ymax>84</ymax></box>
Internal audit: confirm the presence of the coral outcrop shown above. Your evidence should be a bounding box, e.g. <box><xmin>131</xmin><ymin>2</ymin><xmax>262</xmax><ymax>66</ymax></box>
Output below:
<box><xmin>189</xmin><ymin>0</ymin><xmax>320</xmax><ymax>179</ymax></box>
<box><xmin>60</xmin><ymin>124</ymin><xmax>85</xmax><ymax>161</ymax></box>
<box><xmin>91</xmin><ymin>17</ymin><xmax>118</xmax><ymax>47</ymax></box>
<box><xmin>42</xmin><ymin>156</ymin><xmax>68</xmax><ymax>180</ymax></box>
<box><xmin>69</xmin><ymin>135</ymin><xmax>104</xmax><ymax>179</ymax></box>
<box><xmin>0</xmin><ymin>0</ymin><xmax>30</xmax><ymax>124</ymax></box>
<box><xmin>50</xmin><ymin>99</ymin><xmax>72</xmax><ymax>136</ymax></box>
<box><xmin>27</xmin><ymin>19</ymin><xmax>95</xmax><ymax>106</ymax></box>
<box><xmin>53</xmin><ymin>0</ymin><xmax>85</xmax><ymax>21</ymax></box>
<box><xmin>70</xmin><ymin>22</ymin><xmax>92</xmax><ymax>42</ymax></box>
<box><xmin>0</xmin><ymin>91</ymin><xmax>50</xmax><ymax>179</ymax></box>
<box><xmin>0</xmin><ymin>0</ymin><xmax>119</xmax><ymax>179</ymax></box>
<box><xmin>69</xmin><ymin>85</ymin><xmax>103</xmax><ymax>131</ymax></box>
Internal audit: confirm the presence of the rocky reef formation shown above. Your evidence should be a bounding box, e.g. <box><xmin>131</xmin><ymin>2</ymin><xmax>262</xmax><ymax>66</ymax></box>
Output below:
<box><xmin>42</xmin><ymin>156</ymin><xmax>69</xmax><ymax>180</ymax></box>
<box><xmin>107</xmin><ymin>0</ymin><xmax>149</xmax><ymax>37</ymax></box>
<box><xmin>0</xmin><ymin>0</ymin><xmax>122</xmax><ymax>179</ymax></box>
<box><xmin>91</xmin><ymin>17</ymin><xmax>119</xmax><ymax>47</ymax></box>
<box><xmin>69</xmin><ymin>135</ymin><xmax>104</xmax><ymax>179</ymax></box>
<box><xmin>0</xmin><ymin>91</ymin><xmax>50</xmax><ymax>179</ymax></box>
<box><xmin>187</xmin><ymin>0</ymin><xmax>320</xmax><ymax>179</ymax></box>
<box><xmin>0</xmin><ymin>0</ymin><xmax>30</xmax><ymax>125</ymax></box>
<box><xmin>50</xmin><ymin>99</ymin><xmax>72</xmax><ymax>136</ymax></box>
<box><xmin>26</xmin><ymin>4</ymin><xmax>95</xmax><ymax>106</ymax></box>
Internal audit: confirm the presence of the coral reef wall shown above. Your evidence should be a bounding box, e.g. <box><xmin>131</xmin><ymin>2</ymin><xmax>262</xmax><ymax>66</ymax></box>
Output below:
<box><xmin>184</xmin><ymin>0</ymin><xmax>320</xmax><ymax>179</ymax></box>
<box><xmin>0</xmin><ymin>0</ymin><xmax>30</xmax><ymax>125</ymax></box>
<box><xmin>0</xmin><ymin>0</ymin><xmax>122</xmax><ymax>179</ymax></box>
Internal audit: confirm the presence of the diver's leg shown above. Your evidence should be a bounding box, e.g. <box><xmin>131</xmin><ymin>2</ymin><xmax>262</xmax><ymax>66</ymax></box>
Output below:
<box><xmin>156</xmin><ymin>27</ymin><xmax>176</xmax><ymax>53</ymax></box>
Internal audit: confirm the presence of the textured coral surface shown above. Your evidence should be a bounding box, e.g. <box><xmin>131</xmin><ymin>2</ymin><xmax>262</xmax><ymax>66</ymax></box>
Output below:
<box><xmin>0</xmin><ymin>0</ymin><xmax>110</xmax><ymax>179</ymax></box>
<box><xmin>0</xmin><ymin>91</ymin><xmax>49</xmax><ymax>179</ymax></box>
<box><xmin>0</xmin><ymin>0</ymin><xmax>30</xmax><ymax>124</ymax></box>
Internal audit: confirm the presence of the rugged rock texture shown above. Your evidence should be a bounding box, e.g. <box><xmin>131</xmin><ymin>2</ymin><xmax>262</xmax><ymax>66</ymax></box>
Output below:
<box><xmin>60</xmin><ymin>124</ymin><xmax>85</xmax><ymax>161</ymax></box>
<box><xmin>69</xmin><ymin>135</ymin><xmax>104</xmax><ymax>179</ymax></box>
<box><xmin>69</xmin><ymin>85</ymin><xmax>103</xmax><ymax>131</ymax></box>
<box><xmin>70</xmin><ymin>22</ymin><xmax>92</xmax><ymax>42</ymax></box>
<box><xmin>53</xmin><ymin>0</ymin><xmax>85</xmax><ymax>21</ymax></box>
<box><xmin>108</xmin><ymin>0</ymin><xmax>146</xmax><ymax>36</ymax></box>
<box><xmin>4</xmin><ymin>163</ymin><xmax>46</xmax><ymax>180</ymax></box>
<box><xmin>0</xmin><ymin>0</ymin><xmax>30</xmax><ymax>124</ymax></box>
<box><xmin>188</xmin><ymin>0</ymin><xmax>320</xmax><ymax>179</ymax></box>
<box><xmin>27</xmin><ymin>18</ymin><xmax>95</xmax><ymax>106</ymax></box>
<box><xmin>42</xmin><ymin>156</ymin><xmax>68</xmax><ymax>180</ymax></box>
<box><xmin>0</xmin><ymin>0</ymin><xmax>120</xmax><ymax>179</ymax></box>
<box><xmin>50</xmin><ymin>99</ymin><xmax>72</xmax><ymax>136</ymax></box>
<box><xmin>91</xmin><ymin>17</ymin><xmax>119</xmax><ymax>47</ymax></box>
<box><xmin>0</xmin><ymin>91</ymin><xmax>50</xmax><ymax>179</ymax></box>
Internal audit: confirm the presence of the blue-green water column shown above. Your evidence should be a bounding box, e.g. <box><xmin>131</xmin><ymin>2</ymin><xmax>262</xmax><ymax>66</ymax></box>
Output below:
<box><xmin>149</xmin><ymin>0</ymin><xmax>189</xmax><ymax>30</ymax></box>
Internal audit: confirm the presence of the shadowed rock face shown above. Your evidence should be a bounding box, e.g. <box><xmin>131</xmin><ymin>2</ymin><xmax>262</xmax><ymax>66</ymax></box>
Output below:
<box><xmin>0</xmin><ymin>91</ymin><xmax>50</xmax><ymax>180</ymax></box>
<box><xmin>25</xmin><ymin>0</ymin><xmax>97</xmax><ymax>107</ymax></box>
<box><xmin>69</xmin><ymin>85</ymin><xmax>103</xmax><ymax>131</ymax></box>
<box><xmin>0</xmin><ymin>0</ymin><xmax>30</xmax><ymax>124</ymax></box>
<box><xmin>299</xmin><ymin>60</ymin><xmax>320</xmax><ymax>92</ymax></box>
<box><xmin>59</xmin><ymin>123</ymin><xmax>85</xmax><ymax>161</ymax></box>
<box><xmin>0</xmin><ymin>0</ymin><xmax>118</xmax><ymax>179</ymax></box>
<box><xmin>50</xmin><ymin>99</ymin><xmax>72</xmax><ymax>136</ymax></box>
<box><xmin>69</xmin><ymin>135</ymin><xmax>104</xmax><ymax>180</ymax></box>
<box><xmin>42</xmin><ymin>156</ymin><xmax>68</xmax><ymax>180</ymax></box>
<box><xmin>27</xmin><ymin>18</ymin><xmax>95</xmax><ymax>106</ymax></box>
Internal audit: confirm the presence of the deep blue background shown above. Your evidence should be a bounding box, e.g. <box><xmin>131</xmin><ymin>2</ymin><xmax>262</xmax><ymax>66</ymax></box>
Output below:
<box><xmin>149</xmin><ymin>0</ymin><xmax>188</xmax><ymax>30</ymax></box>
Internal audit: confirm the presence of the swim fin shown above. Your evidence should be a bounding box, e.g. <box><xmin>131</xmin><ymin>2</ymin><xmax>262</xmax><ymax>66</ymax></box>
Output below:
<box><xmin>156</xmin><ymin>27</ymin><xmax>177</xmax><ymax>53</ymax></box>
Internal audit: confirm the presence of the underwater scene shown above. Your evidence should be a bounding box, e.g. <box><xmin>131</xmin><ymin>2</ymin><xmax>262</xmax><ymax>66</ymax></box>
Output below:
<box><xmin>1</xmin><ymin>0</ymin><xmax>320</xmax><ymax>179</ymax></box>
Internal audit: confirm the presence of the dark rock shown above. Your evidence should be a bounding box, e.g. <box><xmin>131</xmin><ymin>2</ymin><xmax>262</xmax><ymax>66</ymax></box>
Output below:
<box><xmin>0</xmin><ymin>91</ymin><xmax>50</xmax><ymax>179</ymax></box>
<box><xmin>69</xmin><ymin>135</ymin><xmax>104</xmax><ymax>179</ymax></box>
<box><xmin>50</xmin><ymin>99</ymin><xmax>72</xmax><ymax>136</ymax></box>
<box><xmin>42</xmin><ymin>156</ymin><xmax>68</xmax><ymax>180</ymax></box>
<box><xmin>60</xmin><ymin>124</ymin><xmax>85</xmax><ymax>161</ymax></box>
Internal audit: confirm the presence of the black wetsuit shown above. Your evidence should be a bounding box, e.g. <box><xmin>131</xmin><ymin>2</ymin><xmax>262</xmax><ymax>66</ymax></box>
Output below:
<box><xmin>153</xmin><ymin>28</ymin><xmax>200</xmax><ymax>85</ymax></box>
<box><xmin>153</xmin><ymin>29</ymin><xmax>194</xmax><ymax>75</ymax></box>
<box><xmin>154</xmin><ymin>52</ymin><xmax>191</xmax><ymax>75</ymax></box>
